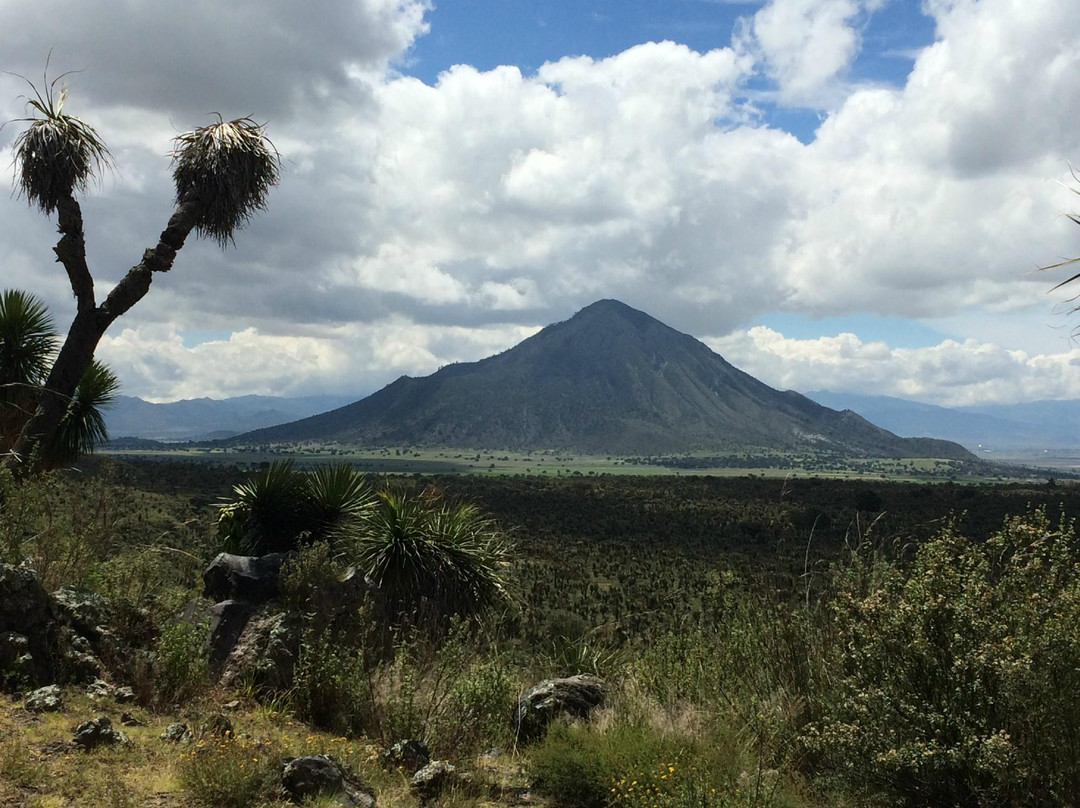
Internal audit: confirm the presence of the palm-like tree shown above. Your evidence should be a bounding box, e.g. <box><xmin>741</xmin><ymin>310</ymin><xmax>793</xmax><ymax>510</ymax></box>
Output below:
<box><xmin>3</xmin><ymin>68</ymin><xmax>279</xmax><ymax>472</ymax></box>
<box><xmin>353</xmin><ymin>488</ymin><xmax>512</xmax><ymax>630</ymax></box>
<box><xmin>217</xmin><ymin>461</ymin><xmax>374</xmax><ymax>555</ymax></box>
<box><xmin>0</xmin><ymin>289</ymin><xmax>119</xmax><ymax>465</ymax></box>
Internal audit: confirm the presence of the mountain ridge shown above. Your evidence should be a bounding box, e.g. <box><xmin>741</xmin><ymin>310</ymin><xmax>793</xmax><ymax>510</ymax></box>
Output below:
<box><xmin>229</xmin><ymin>299</ymin><xmax>973</xmax><ymax>459</ymax></box>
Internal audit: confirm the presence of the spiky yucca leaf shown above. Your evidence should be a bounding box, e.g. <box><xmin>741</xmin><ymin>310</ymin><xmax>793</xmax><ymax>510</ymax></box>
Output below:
<box><xmin>172</xmin><ymin>116</ymin><xmax>281</xmax><ymax>247</ymax></box>
<box><xmin>47</xmin><ymin>359</ymin><xmax>119</xmax><ymax>464</ymax></box>
<box><xmin>0</xmin><ymin>289</ymin><xmax>58</xmax><ymax>449</ymax></box>
<box><xmin>305</xmin><ymin>462</ymin><xmax>375</xmax><ymax>541</ymax></box>
<box><xmin>354</xmin><ymin>489</ymin><xmax>512</xmax><ymax>628</ymax></box>
<box><xmin>217</xmin><ymin>459</ymin><xmax>310</xmax><ymax>554</ymax></box>
<box><xmin>9</xmin><ymin>80</ymin><xmax>111</xmax><ymax>213</ymax></box>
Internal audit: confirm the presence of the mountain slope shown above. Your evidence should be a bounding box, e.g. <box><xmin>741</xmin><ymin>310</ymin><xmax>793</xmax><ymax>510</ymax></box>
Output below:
<box><xmin>234</xmin><ymin>300</ymin><xmax>973</xmax><ymax>459</ymax></box>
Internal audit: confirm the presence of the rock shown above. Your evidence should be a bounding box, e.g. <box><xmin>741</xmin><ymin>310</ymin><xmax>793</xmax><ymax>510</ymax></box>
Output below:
<box><xmin>0</xmin><ymin>565</ymin><xmax>60</xmax><ymax>686</ymax></box>
<box><xmin>410</xmin><ymin>760</ymin><xmax>468</xmax><ymax>803</ymax></box>
<box><xmin>40</xmin><ymin>740</ymin><xmax>76</xmax><ymax>756</ymax></box>
<box><xmin>72</xmin><ymin>716</ymin><xmax>127</xmax><ymax>750</ymax></box>
<box><xmin>218</xmin><ymin>610</ymin><xmax>302</xmax><ymax>691</ymax></box>
<box><xmin>120</xmin><ymin>711</ymin><xmax>144</xmax><ymax>727</ymax></box>
<box><xmin>86</xmin><ymin>679</ymin><xmax>113</xmax><ymax>699</ymax></box>
<box><xmin>203</xmin><ymin>552</ymin><xmax>294</xmax><ymax>603</ymax></box>
<box><xmin>207</xmin><ymin>599</ymin><xmax>254</xmax><ymax>676</ymax></box>
<box><xmin>513</xmin><ymin>674</ymin><xmax>606</xmax><ymax>743</ymax></box>
<box><xmin>223</xmin><ymin>699</ymin><xmax>241</xmax><ymax>710</ymax></box>
<box><xmin>52</xmin><ymin>588</ymin><xmax>111</xmax><ymax>641</ymax></box>
<box><xmin>381</xmin><ymin>739</ymin><xmax>430</xmax><ymax>774</ymax></box>
<box><xmin>205</xmin><ymin>713</ymin><xmax>233</xmax><ymax>738</ymax></box>
<box><xmin>25</xmin><ymin>684</ymin><xmax>63</xmax><ymax>713</ymax></box>
<box><xmin>281</xmin><ymin>755</ymin><xmax>376</xmax><ymax>808</ymax></box>
<box><xmin>160</xmin><ymin>723</ymin><xmax>192</xmax><ymax>743</ymax></box>
<box><xmin>114</xmin><ymin>686</ymin><xmax>135</xmax><ymax>704</ymax></box>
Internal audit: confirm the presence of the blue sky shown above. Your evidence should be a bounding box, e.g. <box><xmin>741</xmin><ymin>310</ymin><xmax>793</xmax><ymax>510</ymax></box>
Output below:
<box><xmin>1</xmin><ymin>0</ymin><xmax>1080</xmax><ymax>405</ymax></box>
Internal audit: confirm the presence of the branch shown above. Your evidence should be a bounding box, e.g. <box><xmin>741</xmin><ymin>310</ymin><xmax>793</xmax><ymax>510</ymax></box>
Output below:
<box><xmin>98</xmin><ymin>200</ymin><xmax>200</xmax><ymax>324</ymax></box>
<box><xmin>52</xmin><ymin>194</ymin><xmax>95</xmax><ymax>313</ymax></box>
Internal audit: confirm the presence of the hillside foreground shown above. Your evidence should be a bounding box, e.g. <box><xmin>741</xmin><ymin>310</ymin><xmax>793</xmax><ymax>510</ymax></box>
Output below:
<box><xmin>2</xmin><ymin>461</ymin><xmax>1079</xmax><ymax>807</ymax></box>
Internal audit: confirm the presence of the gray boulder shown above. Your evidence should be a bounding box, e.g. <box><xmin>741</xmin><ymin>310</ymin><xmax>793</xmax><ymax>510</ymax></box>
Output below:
<box><xmin>410</xmin><ymin>760</ymin><xmax>469</xmax><ymax>804</ymax></box>
<box><xmin>160</xmin><ymin>723</ymin><xmax>192</xmax><ymax>743</ymax></box>
<box><xmin>218</xmin><ymin>609</ymin><xmax>303</xmax><ymax>690</ymax></box>
<box><xmin>381</xmin><ymin>738</ymin><xmax>430</xmax><ymax>774</ymax></box>
<box><xmin>208</xmin><ymin>599</ymin><xmax>254</xmax><ymax>676</ymax></box>
<box><xmin>513</xmin><ymin>674</ymin><xmax>606</xmax><ymax>743</ymax></box>
<box><xmin>25</xmin><ymin>684</ymin><xmax>63</xmax><ymax>713</ymax></box>
<box><xmin>0</xmin><ymin>565</ymin><xmax>60</xmax><ymax>685</ymax></box>
<box><xmin>203</xmin><ymin>552</ymin><xmax>294</xmax><ymax>603</ymax></box>
<box><xmin>72</xmin><ymin>715</ymin><xmax>127</xmax><ymax>750</ymax></box>
<box><xmin>281</xmin><ymin>755</ymin><xmax>376</xmax><ymax>808</ymax></box>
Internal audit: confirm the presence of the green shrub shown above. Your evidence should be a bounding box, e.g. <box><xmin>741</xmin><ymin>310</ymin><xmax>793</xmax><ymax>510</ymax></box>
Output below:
<box><xmin>176</xmin><ymin>734</ymin><xmax>279</xmax><ymax>808</ymax></box>
<box><xmin>290</xmin><ymin>623</ymin><xmax>375</xmax><ymax>735</ymax></box>
<box><xmin>805</xmin><ymin>509</ymin><xmax>1080</xmax><ymax>806</ymax></box>
<box><xmin>279</xmin><ymin>540</ymin><xmax>342</xmax><ymax>612</ymax></box>
<box><xmin>151</xmin><ymin>620</ymin><xmax>209</xmax><ymax>705</ymax></box>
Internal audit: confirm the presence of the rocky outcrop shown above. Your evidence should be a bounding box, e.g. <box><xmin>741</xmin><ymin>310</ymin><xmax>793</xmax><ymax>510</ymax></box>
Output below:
<box><xmin>0</xmin><ymin>565</ymin><xmax>129</xmax><ymax>689</ymax></box>
<box><xmin>217</xmin><ymin>609</ymin><xmax>304</xmax><ymax>691</ymax></box>
<box><xmin>411</xmin><ymin>760</ymin><xmax>470</xmax><ymax>804</ymax></box>
<box><xmin>203</xmin><ymin>552</ymin><xmax>294</xmax><ymax>603</ymax></box>
<box><xmin>72</xmin><ymin>716</ymin><xmax>128</xmax><ymax>750</ymax></box>
<box><xmin>25</xmin><ymin>684</ymin><xmax>63</xmax><ymax>713</ymax></box>
<box><xmin>281</xmin><ymin>755</ymin><xmax>376</xmax><ymax>808</ymax></box>
<box><xmin>382</xmin><ymin>739</ymin><xmax>430</xmax><ymax>774</ymax></box>
<box><xmin>513</xmin><ymin>674</ymin><xmax>607</xmax><ymax>743</ymax></box>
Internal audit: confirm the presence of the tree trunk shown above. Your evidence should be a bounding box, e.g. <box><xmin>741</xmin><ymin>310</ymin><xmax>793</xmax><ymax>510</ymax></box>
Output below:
<box><xmin>4</xmin><ymin>200</ymin><xmax>201</xmax><ymax>473</ymax></box>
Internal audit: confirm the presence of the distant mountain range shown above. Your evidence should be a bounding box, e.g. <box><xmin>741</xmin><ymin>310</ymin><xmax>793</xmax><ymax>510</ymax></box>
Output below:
<box><xmin>105</xmin><ymin>394</ymin><xmax>355</xmax><ymax>442</ymax></box>
<box><xmin>806</xmin><ymin>391</ymin><xmax>1080</xmax><ymax>453</ymax></box>
<box><xmin>225</xmin><ymin>299</ymin><xmax>972</xmax><ymax>459</ymax></box>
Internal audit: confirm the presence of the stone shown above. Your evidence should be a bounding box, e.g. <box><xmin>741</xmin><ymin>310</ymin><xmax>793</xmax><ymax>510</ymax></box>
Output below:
<box><xmin>25</xmin><ymin>684</ymin><xmax>63</xmax><ymax>713</ymax></box>
<box><xmin>513</xmin><ymin>674</ymin><xmax>606</xmax><ymax>743</ymax></box>
<box><xmin>218</xmin><ymin>610</ymin><xmax>302</xmax><ymax>691</ymax></box>
<box><xmin>381</xmin><ymin>739</ymin><xmax>430</xmax><ymax>774</ymax></box>
<box><xmin>72</xmin><ymin>716</ymin><xmax>127</xmax><ymax>750</ymax></box>
<box><xmin>203</xmin><ymin>552</ymin><xmax>294</xmax><ymax>604</ymax></box>
<box><xmin>205</xmin><ymin>712</ymin><xmax>233</xmax><ymax>738</ymax></box>
<box><xmin>410</xmin><ymin>760</ymin><xmax>468</xmax><ymax>803</ymax></box>
<box><xmin>86</xmin><ymin>679</ymin><xmax>113</xmax><ymax>699</ymax></box>
<box><xmin>160</xmin><ymin>723</ymin><xmax>192</xmax><ymax>743</ymax></box>
<box><xmin>207</xmin><ymin>599</ymin><xmax>254</xmax><ymax>676</ymax></box>
<box><xmin>223</xmin><ymin>699</ymin><xmax>241</xmax><ymax>710</ymax></box>
<box><xmin>0</xmin><ymin>565</ymin><xmax>60</xmax><ymax>686</ymax></box>
<box><xmin>52</xmin><ymin>588</ymin><xmax>111</xmax><ymax>641</ymax></box>
<box><xmin>120</xmin><ymin>712</ymin><xmax>144</xmax><ymax>727</ymax></box>
<box><xmin>114</xmin><ymin>686</ymin><xmax>135</xmax><ymax>704</ymax></box>
<box><xmin>281</xmin><ymin>754</ymin><xmax>376</xmax><ymax>808</ymax></box>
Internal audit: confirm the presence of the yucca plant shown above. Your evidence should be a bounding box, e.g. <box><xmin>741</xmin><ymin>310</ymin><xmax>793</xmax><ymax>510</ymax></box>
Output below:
<box><xmin>45</xmin><ymin>360</ymin><xmax>120</xmax><ymax>466</ymax></box>
<box><xmin>8</xmin><ymin>67</ymin><xmax>112</xmax><ymax>214</ymax></box>
<box><xmin>0</xmin><ymin>290</ymin><xmax>56</xmax><ymax>449</ymax></box>
<box><xmin>0</xmin><ymin>289</ymin><xmax>117</xmax><ymax>464</ymax></box>
<box><xmin>172</xmin><ymin>116</ymin><xmax>281</xmax><ymax>246</ymax></box>
<box><xmin>353</xmin><ymin>489</ymin><xmax>512</xmax><ymax>631</ymax></box>
<box><xmin>1</xmin><ymin>67</ymin><xmax>279</xmax><ymax>474</ymax></box>
<box><xmin>217</xmin><ymin>461</ymin><xmax>373</xmax><ymax>555</ymax></box>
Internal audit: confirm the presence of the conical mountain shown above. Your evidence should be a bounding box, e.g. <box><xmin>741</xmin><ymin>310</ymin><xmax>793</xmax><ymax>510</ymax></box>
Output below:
<box><xmin>236</xmin><ymin>300</ymin><xmax>972</xmax><ymax>459</ymax></box>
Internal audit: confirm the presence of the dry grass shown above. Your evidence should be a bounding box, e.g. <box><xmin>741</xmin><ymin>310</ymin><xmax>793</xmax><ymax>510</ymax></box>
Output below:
<box><xmin>0</xmin><ymin>685</ymin><xmax>524</xmax><ymax>808</ymax></box>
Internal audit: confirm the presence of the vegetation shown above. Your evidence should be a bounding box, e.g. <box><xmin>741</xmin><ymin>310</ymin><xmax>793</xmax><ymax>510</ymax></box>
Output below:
<box><xmin>0</xmin><ymin>288</ymin><xmax>119</xmax><ymax>467</ymax></box>
<box><xmin>2</xmin><ymin>69</ymin><xmax>279</xmax><ymax>471</ymax></box>
<box><xmin>3</xmin><ymin>461</ymin><xmax>1080</xmax><ymax>808</ymax></box>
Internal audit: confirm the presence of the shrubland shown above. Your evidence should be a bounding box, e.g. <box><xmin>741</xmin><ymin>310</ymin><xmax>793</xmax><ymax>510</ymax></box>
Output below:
<box><xmin>1</xmin><ymin>459</ymin><xmax>1079</xmax><ymax>807</ymax></box>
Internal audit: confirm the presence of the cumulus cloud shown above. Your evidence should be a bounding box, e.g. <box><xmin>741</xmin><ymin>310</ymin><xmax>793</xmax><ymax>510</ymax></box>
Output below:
<box><xmin>709</xmin><ymin>326</ymin><xmax>1080</xmax><ymax>407</ymax></box>
<box><xmin>1</xmin><ymin>0</ymin><xmax>1079</xmax><ymax>404</ymax></box>
<box><xmin>740</xmin><ymin>0</ymin><xmax>884</xmax><ymax>104</ymax></box>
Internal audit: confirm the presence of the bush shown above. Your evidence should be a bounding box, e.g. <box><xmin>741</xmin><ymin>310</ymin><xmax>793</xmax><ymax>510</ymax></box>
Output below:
<box><xmin>805</xmin><ymin>509</ymin><xmax>1080</xmax><ymax>806</ymax></box>
<box><xmin>176</xmin><ymin>734</ymin><xmax>279</xmax><ymax>808</ymax></box>
<box><xmin>151</xmin><ymin>620</ymin><xmax>209</xmax><ymax>705</ymax></box>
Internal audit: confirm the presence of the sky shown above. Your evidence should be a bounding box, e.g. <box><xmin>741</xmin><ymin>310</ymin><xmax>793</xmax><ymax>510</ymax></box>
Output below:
<box><xmin>1</xmin><ymin>0</ymin><xmax>1079</xmax><ymax>407</ymax></box>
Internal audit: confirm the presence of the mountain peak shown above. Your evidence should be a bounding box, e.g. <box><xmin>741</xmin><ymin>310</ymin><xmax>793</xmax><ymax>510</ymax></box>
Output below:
<box><xmin>234</xmin><ymin>301</ymin><xmax>974</xmax><ymax>460</ymax></box>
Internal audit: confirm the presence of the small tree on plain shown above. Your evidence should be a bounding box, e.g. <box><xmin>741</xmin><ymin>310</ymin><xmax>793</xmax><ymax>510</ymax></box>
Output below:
<box><xmin>2</xmin><ymin>68</ymin><xmax>280</xmax><ymax>471</ymax></box>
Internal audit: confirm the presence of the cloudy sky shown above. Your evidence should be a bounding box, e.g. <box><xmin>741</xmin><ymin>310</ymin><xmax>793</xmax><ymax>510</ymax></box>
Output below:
<box><xmin>1</xmin><ymin>0</ymin><xmax>1079</xmax><ymax>407</ymax></box>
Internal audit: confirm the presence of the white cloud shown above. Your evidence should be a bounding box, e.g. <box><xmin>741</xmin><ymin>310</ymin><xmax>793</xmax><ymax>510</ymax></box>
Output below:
<box><xmin>1</xmin><ymin>0</ymin><xmax>1080</xmax><ymax>406</ymax></box>
<box><xmin>741</xmin><ymin>0</ymin><xmax>884</xmax><ymax>105</ymax></box>
<box><xmin>709</xmin><ymin>326</ymin><xmax>1080</xmax><ymax>406</ymax></box>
